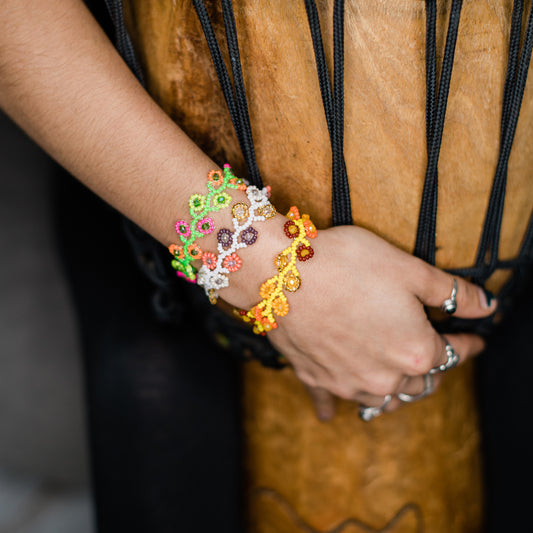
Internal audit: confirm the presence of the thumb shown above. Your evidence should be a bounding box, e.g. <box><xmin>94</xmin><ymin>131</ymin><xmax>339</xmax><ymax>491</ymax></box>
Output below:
<box><xmin>413</xmin><ymin>265</ymin><xmax>497</xmax><ymax>319</ymax></box>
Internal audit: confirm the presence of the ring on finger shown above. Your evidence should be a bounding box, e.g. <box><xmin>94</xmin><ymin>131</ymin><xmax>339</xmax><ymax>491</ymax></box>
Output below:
<box><xmin>397</xmin><ymin>373</ymin><xmax>434</xmax><ymax>403</ymax></box>
<box><xmin>429</xmin><ymin>341</ymin><xmax>460</xmax><ymax>375</ymax></box>
<box><xmin>358</xmin><ymin>394</ymin><xmax>392</xmax><ymax>421</ymax></box>
<box><xmin>441</xmin><ymin>278</ymin><xmax>458</xmax><ymax>314</ymax></box>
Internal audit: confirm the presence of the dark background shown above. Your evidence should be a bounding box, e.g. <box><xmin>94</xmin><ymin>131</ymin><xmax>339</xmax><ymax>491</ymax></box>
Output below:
<box><xmin>0</xmin><ymin>112</ymin><xmax>93</xmax><ymax>531</ymax></box>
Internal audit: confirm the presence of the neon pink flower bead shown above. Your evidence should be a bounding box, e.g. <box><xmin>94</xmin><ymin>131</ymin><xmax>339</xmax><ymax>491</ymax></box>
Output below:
<box><xmin>202</xmin><ymin>252</ymin><xmax>218</xmax><ymax>271</ymax></box>
<box><xmin>175</xmin><ymin>220</ymin><xmax>191</xmax><ymax>238</ymax></box>
<box><xmin>197</xmin><ymin>217</ymin><xmax>215</xmax><ymax>235</ymax></box>
<box><xmin>223</xmin><ymin>253</ymin><xmax>242</xmax><ymax>272</ymax></box>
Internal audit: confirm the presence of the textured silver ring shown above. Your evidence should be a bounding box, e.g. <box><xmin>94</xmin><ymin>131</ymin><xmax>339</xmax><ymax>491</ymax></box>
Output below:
<box><xmin>397</xmin><ymin>373</ymin><xmax>434</xmax><ymax>403</ymax></box>
<box><xmin>358</xmin><ymin>394</ymin><xmax>392</xmax><ymax>421</ymax></box>
<box><xmin>441</xmin><ymin>278</ymin><xmax>458</xmax><ymax>314</ymax></box>
<box><xmin>429</xmin><ymin>342</ymin><xmax>460</xmax><ymax>375</ymax></box>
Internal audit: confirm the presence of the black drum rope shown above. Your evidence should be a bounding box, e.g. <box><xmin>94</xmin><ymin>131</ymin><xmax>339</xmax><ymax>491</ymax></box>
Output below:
<box><xmin>331</xmin><ymin>0</ymin><xmax>353</xmax><ymax>226</ymax></box>
<box><xmin>304</xmin><ymin>0</ymin><xmax>353</xmax><ymax>226</ymax></box>
<box><xmin>101</xmin><ymin>0</ymin><xmax>533</xmax><ymax>334</ymax></box>
<box><xmin>303</xmin><ymin>1</ymin><xmax>335</xmax><ymax>152</ymax></box>
<box><xmin>414</xmin><ymin>0</ymin><xmax>463</xmax><ymax>266</ymax></box>
<box><xmin>103</xmin><ymin>0</ymin><xmax>145</xmax><ymax>84</ymax></box>
<box><xmin>413</xmin><ymin>0</ymin><xmax>533</xmax><ymax>301</ymax></box>
<box><xmin>424</xmin><ymin>0</ymin><xmax>437</xmax><ymax>151</ymax></box>
<box><xmin>191</xmin><ymin>0</ymin><xmax>533</xmax><ymax>296</ymax></box>
<box><xmin>219</xmin><ymin>0</ymin><xmax>262</xmax><ymax>187</ymax></box>
<box><xmin>192</xmin><ymin>0</ymin><xmax>263</xmax><ymax>188</ymax></box>
<box><xmin>473</xmin><ymin>0</ymin><xmax>533</xmax><ymax>285</ymax></box>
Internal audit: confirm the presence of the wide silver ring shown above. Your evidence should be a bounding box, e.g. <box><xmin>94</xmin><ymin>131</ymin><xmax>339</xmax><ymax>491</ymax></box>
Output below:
<box><xmin>428</xmin><ymin>342</ymin><xmax>460</xmax><ymax>375</ymax></box>
<box><xmin>441</xmin><ymin>278</ymin><xmax>458</xmax><ymax>314</ymax></box>
<box><xmin>358</xmin><ymin>394</ymin><xmax>392</xmax><ymax>421</ymax></box>
<box><xmin>397</xmin><ymin>373</ymin><xmax>434</xmax><ymax>403</ymax></box>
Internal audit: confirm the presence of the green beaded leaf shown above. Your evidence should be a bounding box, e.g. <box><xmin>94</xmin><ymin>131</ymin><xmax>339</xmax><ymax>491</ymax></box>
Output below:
<box><xmin>206</xmin><ymin>179</ymin><xmax>222</xmax><ymax>194</ymax></box>
<box><xmin>171</xmin><ymin>259</ymin><xmax>185</xmax><ymax>273</ymax></box>
<box><xmin>183</xmin><ymin>263</ymin><xmax>197</xmax><ymax>280</ymax></box>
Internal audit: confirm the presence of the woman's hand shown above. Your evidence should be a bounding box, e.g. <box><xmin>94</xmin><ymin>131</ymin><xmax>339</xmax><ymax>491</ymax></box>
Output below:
<box><xmin>265</xmin><ymin>225</ymin><xmax>495</xmax><ymax>420</ymax></box>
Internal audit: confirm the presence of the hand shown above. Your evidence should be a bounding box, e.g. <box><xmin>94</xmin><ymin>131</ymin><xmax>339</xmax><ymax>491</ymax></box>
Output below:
<box><xmin>266</xmin><ymin>225</ymin><xmax>496</xmax><ymax>421</ymax></box>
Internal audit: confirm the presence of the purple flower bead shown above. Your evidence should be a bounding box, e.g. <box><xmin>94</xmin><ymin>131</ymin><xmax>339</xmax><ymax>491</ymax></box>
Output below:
<box><xmin>240</xmin><ymin>226</ymin><xmax>258</xmax><ymax>246</ymax></box>
<box><xmin>217</xmin><ymin>228</ymin><xmax>234</xmax><ymax>250</ymax></box>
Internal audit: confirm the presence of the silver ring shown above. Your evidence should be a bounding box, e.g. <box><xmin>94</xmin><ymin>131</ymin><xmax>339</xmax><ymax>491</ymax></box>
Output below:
<box><xmin>441</xmin><ymin>278</ymin><xmax>458</xmax><ymax>314</ymax></box>
<box><xmin>397</xmin><ymin>373</ymin><xmax>434</xmax><ymax>403</ymax></box>
<box><xmin>358</xmin><ymin>394</ymin><xmax>392</xmax><ymax>421</ymax></box>
<box><xmin>428</xmin><ymin>342</ymin><xmax>460</xmax><ymax>374</ymax></box>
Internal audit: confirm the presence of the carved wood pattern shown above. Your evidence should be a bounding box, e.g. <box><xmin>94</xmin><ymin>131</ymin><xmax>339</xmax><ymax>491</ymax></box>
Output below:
<box><xmin>249</xmin><ymin>488</ymin><xmax>424</xmax><ymax>533</ymax></box>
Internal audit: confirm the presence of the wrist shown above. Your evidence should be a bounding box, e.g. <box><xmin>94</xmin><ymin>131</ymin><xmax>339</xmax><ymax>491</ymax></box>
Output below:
<box><xmin>166</xmin><ymin>165</ymin><xmax>318</xmax><ymax>327</ymax></box>
<box><xmin>166</xmin><ymin>165</ymin><xmax>287</xmax><ymax>308</ymax></box>
<box><xmin>230</xmin><ymin>206</ymin><xmax>319</xmax><ymax>335</ymax></box>
<box><xmin>216</xmin><ymin>212</ymin><xmax>288</xmax><ymax>309</ymax></box>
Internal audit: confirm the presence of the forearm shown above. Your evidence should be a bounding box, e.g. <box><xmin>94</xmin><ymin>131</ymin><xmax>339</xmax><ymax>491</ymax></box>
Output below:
<box><xmin>0</xmin><ymin>0</ymin><xmax>216</xmax><ymax>245</ymax></box>
<box><xmin>0</xmin><ymin>0</ymin><xmax>285</xmax><ymax>307</ymax></box>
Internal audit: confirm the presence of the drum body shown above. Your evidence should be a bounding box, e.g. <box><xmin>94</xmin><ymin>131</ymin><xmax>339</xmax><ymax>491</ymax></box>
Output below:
<box><xmin>124</xmin><ymin>1</ymin><xmax>533</xmax><ymax>531</ymax></box>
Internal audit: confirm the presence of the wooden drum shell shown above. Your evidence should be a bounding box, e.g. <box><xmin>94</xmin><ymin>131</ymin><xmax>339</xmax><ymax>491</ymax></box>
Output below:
<box><xmin>124</xmin><ymin>1</ymin><xmax>533</xmax><ymax>531</ymax></box>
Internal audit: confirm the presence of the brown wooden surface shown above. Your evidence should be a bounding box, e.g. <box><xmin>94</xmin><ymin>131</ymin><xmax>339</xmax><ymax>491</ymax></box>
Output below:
<box><xmin>243</xmin><ymin>360</ymin><xmax>481</xmax><ymax>533</ymax></box>
<box><xmin>123</xmin><ymin>1</ymin><xmax>533</xmax><ymax>531</ymax></box>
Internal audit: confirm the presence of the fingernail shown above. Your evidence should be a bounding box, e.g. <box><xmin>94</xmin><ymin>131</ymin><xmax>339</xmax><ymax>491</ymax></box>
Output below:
<box><xmin>479</xmin><ymin>287</ymin><xmax>496</xmax><ymax>310</ymax></box>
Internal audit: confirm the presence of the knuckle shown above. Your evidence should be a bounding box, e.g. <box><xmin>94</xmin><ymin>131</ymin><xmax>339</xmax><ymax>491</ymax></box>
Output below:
<box><xmin>402</xmin><ymin>341</ymin><xmax>436</xmax><ymax>375</ymax></box>
<box><xmin>413</xmin><ymin>259</ymin><xmax>435</xmax><ymax>289</ymax></box>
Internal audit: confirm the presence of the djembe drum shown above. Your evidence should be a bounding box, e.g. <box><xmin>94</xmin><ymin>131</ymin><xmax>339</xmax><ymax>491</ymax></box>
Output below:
<box><xmin>122</xmin><ymin>1</ymin><xmax>533</xmax><ymax>531</ymax></box>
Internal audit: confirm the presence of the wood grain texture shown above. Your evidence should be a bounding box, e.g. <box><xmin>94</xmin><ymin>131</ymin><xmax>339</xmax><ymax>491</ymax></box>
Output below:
<box><xmin>122</xmin><ymin>1</ymin><xmax>532</xmax><ymax>531</ymax></box>
<box><xmin>242</xmin><ymin>360</ymin><xmax>482</xmax><ymax>533</ymax></box>
<box><xmin>124</xmin><ymin>0</ymin><xmax>533</xmax><ymax>293</ymax></box>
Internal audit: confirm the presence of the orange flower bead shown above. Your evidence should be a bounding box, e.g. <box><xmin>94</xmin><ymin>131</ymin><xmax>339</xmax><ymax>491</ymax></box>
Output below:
<box><xmin>168</xmin><ymin>244</ymin><xmax>179</xmax><ymax>255</ymax></box>
<box><xmin>207</xmin><ymin>169</ymin><xmax>224</xmax><ymax>187</ymax></box>
<box><xmin>272</xmin><ymin>297</ymin><xmax>289</xmax><ymax>317</ymax></box>
<box><xmin>234</xmin><ymin>206</ymin><xmax>317</xmax><ymax>335</ymax></box>
<box><xmin>260</xmin><ymin>281</ymin><xmax>276</xmax><ymax>299</ymax></box>
<box><xmin>223</xmin><ymin>253</ymin><xmax>243</xmax><ymax>272</ymax></box>
<box><xmin>187</xmin><ymin>243</ymin><xmax>203</xmax><ymax>260</ymax></box>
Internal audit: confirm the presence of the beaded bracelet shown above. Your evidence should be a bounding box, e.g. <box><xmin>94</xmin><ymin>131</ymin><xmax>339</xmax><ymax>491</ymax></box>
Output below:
<box><xmin>235</xmin><ymin>206</ymin><xmax>318</xmax><ymax>335</ymax></box>
<box><xmin>196</xmin><ymin>185</ymin><xmax>276</xmax><ymax>304</ymax></box>
<box><xmin>168</xmin><ymin>165</ymin><xmax>246</xmax><ymax>282</ymax></box>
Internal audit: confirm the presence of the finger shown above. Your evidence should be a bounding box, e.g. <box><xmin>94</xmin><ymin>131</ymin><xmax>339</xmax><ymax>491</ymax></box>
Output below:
<box><xmin>305</xmin><ymin>385</ymin><xmax>336</xmax><ymax>422</ymax></box>
<box><xmin>412</xmin><ymin>264</ymin><xmax>497</xmax><ymax>319</ymax></box>
<box><xmin>356</xmin><ymin>375</ymin><xmax>411</xmax><ymax>417</ymax></box>
<box><xmin>416</xmin><ymin>333</ymin><xmax>484</xmax><ymax>376</ymax></box>
<box><xmin>396</xmin><ymin>371</ymin><xmax>435</xmax><ymax>402</ymax></box>
<box><xmin>393</xmin><ymin>333</ymin><xmax>485</xmax><ymax>410</ymax></box>
<box><xmin>400</xmin><ymin>332</ymin><xmax>484</xmax><ymax>379</ymax></box>
<box><xmin>389</xmin><ymin>372</ymin><xmax>441</xmax><ymax>411</ymax></box>
<box><xmin>440</xmin><ymin>332</ymin><xmax>486</xmax><ymax>365</ymax></box>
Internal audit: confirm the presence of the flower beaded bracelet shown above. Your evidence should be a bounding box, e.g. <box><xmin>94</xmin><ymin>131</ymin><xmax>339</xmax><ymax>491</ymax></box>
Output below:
<box><xmin>168</xmin><ymin>165</ymin><xmax>246</xmax><ymax>282</ymax></box>
<box><xmin>169</xmin><ymin>167</ymin><xmax>317</xmax><ymax>335</ymax></box>
<box><xmin>197</xmin><ymin>185</ymin><xmax>276</xmax><ymax>304</ymax></box>
<box><xmin>235</xmin><ymin>206</ymin><xmax>318</xmax><ymax>335</ymax></box>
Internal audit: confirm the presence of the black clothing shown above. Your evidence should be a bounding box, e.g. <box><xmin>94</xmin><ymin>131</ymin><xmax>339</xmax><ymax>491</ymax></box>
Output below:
<box><xmin>54</xmin><ymin>171</ymin><xmax>244</xmax><ymax>533</ymax></box>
